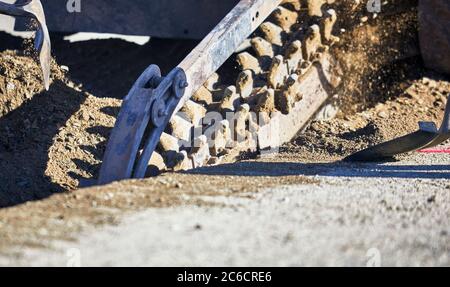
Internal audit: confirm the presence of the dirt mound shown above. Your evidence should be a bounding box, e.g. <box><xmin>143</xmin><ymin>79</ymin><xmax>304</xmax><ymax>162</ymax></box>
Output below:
<box><xmin>0</xmin><ymin>49</ymin><xmax>120</xmax><ymax>207</ymax></box>
<box><xmin>0</xmin><ymin>30</ymin><xmax>198</xmax><ymax>208</ymax></box>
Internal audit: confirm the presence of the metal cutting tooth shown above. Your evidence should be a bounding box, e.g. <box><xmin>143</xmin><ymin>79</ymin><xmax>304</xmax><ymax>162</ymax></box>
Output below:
<box><xmin>271</xmin><ymin>6</ymin><xmax>299</xmax><ymax>32</ymax></box>
<box><xmin>219</xmin><ymin>85</ymin><xmax>241</xmax><ymax>112</ymax></box>
<box><xmin>259</xmin><ymin>22</ymin><xmax>285</xmax><ymax>47</ymax></box>
<box><xmin>206</xmin><ymin>120</ymin><xmax>232</xmax><ymax>156</ymax></box>
<box><xmin>268</xmin><ymin>55</ymin><xmax>289</xmax><ymax>89</ymax></box>
<box><xmin>168</xmin><ymin>114</ymin><xmax>193</xmax><ymax>143</ymax></box>
<box><xmin>285</xmin><ymin>40</ymin><xmax>303</xmax><ymax>74</ymax></box>
<box><xmin>193</xmin><ymin>85</ymin><xmax>213</xmax><ymax>105</ymax></box>
<box><xmin>186</xmin><ymin>1</ymin><xmax>340</xmax><ymax>169</ymax></box>
<box><xmin>203</xmin><ymin>72</ymin><xmax>220</xmax><ymax>91</ymax></box>
<box><xmin>303</xmin><ymin>24</ymin><xmax>322</xmax><ymax>61</ymax></box>
<box><xmin>236</xmin><ymin>52</ymin><xmax>263</xmax><ymax>74</ymax></box>
<box><xmin>236</xmin><ymin>70</ymin><xmax>254</xmax><ymax>100</ymax></box>
<box><xmin>281</xmin><ymin>0</ymin><xmax>302</xmax><ymax>11</ymax></box>
<box><xmin>251</xmin><ymin>37</ymin><xmax>275</xmax><ymax>58</ymax></box>
<box><xmin>321</xmin><ymin>9</ymin><xmax>339</xmax><ymax>44</ymax></box>
<box><xmin>276</xmin><ymin>73</ymin><xmax>302</xmax><ymax>114</ymax></box>
<box><xmin>180</xmin><ymin>100</ymin><xmax>207</xmax><ymax>127</ymax></box>
<box><xmin>190</xmin><ymin>135</ymin><xmax>211</xmax><ymax>168</ymax></box>
<box><xmin>234</xmin><ymin>104</ymin><xmax>251</xmax><ymax>141</ymax></box>
<box><xmin>306</xmin><ymin>0</ymin><xmax>327</xmax><ymax>17</ymax></box>
<box><xmin>158</xmin><ymin>132</ymin><xmax>181</xmax><ymax>168</ymax></box>
<box><xmin>254</xmin><ymin>88</ymin><xmax>276</xmax><ymax>115</ymax></box>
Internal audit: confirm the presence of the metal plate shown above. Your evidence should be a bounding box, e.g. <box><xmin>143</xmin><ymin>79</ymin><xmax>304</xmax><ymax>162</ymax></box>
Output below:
<box><xmin>13</xmin><ymin>0</ymin><xmax>239</xmax><ymax>39</ymax></box>
<box><xmin>98</xmin><ymin>65</ymin><xmax>161</xmax><ymax>185</ymax></box>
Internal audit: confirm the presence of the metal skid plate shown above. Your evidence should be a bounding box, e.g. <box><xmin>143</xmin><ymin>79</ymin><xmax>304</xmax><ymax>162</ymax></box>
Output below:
<box><xmin>11</xmin><ymin>0</ymin><xmax>239</xmax><ymax>39</ymax></box>
<box><xmin>345</xmin><ymin>94</ymin><xmax>450</xmax><ymax>161</ymax></box>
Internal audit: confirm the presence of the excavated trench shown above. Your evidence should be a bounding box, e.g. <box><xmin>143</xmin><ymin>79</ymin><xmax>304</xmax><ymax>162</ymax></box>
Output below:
<box><xmin>1</xmin><ymin>0</ymin><xmax>448</xmax><ymax>208</ymax></box>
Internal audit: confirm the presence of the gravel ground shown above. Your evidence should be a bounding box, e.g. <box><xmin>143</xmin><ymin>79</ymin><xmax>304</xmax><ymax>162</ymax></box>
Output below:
<box><xmin>2</xmin><ymin>153</ymin><xmax>449</xmax><ymax>267</ymax></box>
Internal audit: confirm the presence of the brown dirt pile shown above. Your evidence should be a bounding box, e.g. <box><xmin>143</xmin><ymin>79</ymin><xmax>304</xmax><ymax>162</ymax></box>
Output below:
<box><xmin>0</xmin><ymin>50</ymin><xmax>121</xmax><ymax>207</ymax></box>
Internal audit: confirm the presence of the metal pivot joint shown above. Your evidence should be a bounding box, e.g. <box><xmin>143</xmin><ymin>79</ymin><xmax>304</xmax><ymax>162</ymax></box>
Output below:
<box><xmin>98</xmin><ymin>65</ymin><xmax>187</xmax><ymax>185</ymax></box>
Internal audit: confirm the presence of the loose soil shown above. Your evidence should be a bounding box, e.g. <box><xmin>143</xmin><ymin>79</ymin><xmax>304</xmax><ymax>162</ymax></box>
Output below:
<box><xmin>0</xmin><ymin>1</ymin><xmax>449</xmax><ymax>261</ymax></box>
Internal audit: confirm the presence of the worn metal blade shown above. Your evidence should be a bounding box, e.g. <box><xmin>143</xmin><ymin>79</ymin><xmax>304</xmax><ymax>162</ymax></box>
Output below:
<box><xmin>345</xmin><ymin>94</ymin><xmax>450</xmax><ymax>162</ymax></box>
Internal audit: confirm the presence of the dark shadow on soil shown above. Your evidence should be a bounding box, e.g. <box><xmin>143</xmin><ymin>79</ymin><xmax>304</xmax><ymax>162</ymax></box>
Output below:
<box><xmin>185</xmin><ymin>161</ymin><xmax>450</xmax><ymax>180</ymax></box>
<box><xmin>0</xmin><ymin>32</ymin><xmax>197</xmax><ymax>207</ymax></box>
<box><xmin>0</xmin><ymin>31</ymin><xmax>24</xmax><ymax>50</ymax></box>
<box><xmin>0</xmin><ymin>80</ymin><xmax>86</xmax><ymax>208</ymax></box>
<box><xmin>50</xmin><ymin>35</ymin><xmax>198</xmax><ymax>99</ymax></box>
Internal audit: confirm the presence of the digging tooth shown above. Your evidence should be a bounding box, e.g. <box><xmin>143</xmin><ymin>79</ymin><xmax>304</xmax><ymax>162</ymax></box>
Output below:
<box><xmin>234</xmin><ymin>104</ymin><xmax>251</xmax><ymax>141</ymax></box>
<box><xmin>236</xmin><ymin>52</ymin><xmax>262</xmax><ymax>74</ymax></box>
<box><xmin>285</xmin><ymin>40</ymin><xmax>303</xmax><ymax>74</ymax></box>
<box><xmin>303</xmin><ymin>24</ymin><xmax>322</xmax><ymax>62</ymax></box>
<box><xmin>163</xmin><ymin>1</ymin><xmax>341</xmax><ymax>172</ymax></box>
<box><xmin>158</xmin><ymin>132</ymin><xmax>180</xmax><ymax>168</ymax></box>
<box><xmin>276</xmin><ymin>74</ymin><xmax>302</xmax><ymax>114</ymax></box>
<box><xmin>173</xmin><ymin>151</ymin><xmax>193</xmax><ymax>171</ymax></box>
<box><xmin>190</xmin><ymin>135</ymin><xmax>211</xmax><ymax>168</ymax></box>
<box><xmin>251</xmin><ymin>37</ymin><xmax>275</xmax><ymax>58</ymax></box>
<box><xmin>158</xmin><ymin>132</ymin><xmax>180</xmax><ymax>153</ymax></box>
<box><xmin>255</xmin><ymin>88</ymin><xmax>276</xmax><ymax>116</ymax></box>
<box><xmin>192</xmin><ymin>85</ymin><xmax>213</xmax><ymax>106</ymax></box>
<box><xmin>207</xmin><ymin>120</ymin><xmax>232</xmax><ymax>156</ymax></box>
<box><xmin>168</xmin><ymin>114</ymin><xmax>193</xmax><ymax>144</ymax></box>
<box><xmin>181</xmin><ymin>100</ymin><xmax>207</xmax><ymax>127</ymax></box>
<box><xmin>268</xmin><ymin>55</ymin><xmax>288</xmax><ymax>89</ymax></box>
<box><xmin>219</xmin><ymin>85</ymin><xmax>241</xmax><ymax>113</ymax></box>
<box><xmin>246</xmin><ymin>86</ymin><xmax>268</xmax><ymax>108</ymax></box>
<box><xmin>281</xmin><ymin>0</ymin><xmax>301</xmax><ymax>11</ymax></box>
<box><xmin>149</xmin><ymin>151</ymin><xmax>165</xmax><ymax>168</ymax></box>
<box><xmin>259</xmin><ymin>22</ymin><xmax>285</xmax><ymax>47</ymax></box>
<box><xmin>236</xmin><ymin>70</ymin><xmax>254</xmax><ymax>100</ymax></box>
<box><xmin>204</xmin><ymin>72</ymin><xmax>220</xmax><ymax>91</ymax></box>
<box><xmin>271</xmin><ymin>6</ymin><xmax>299</xmax><ymax>32</ymax></box>
<box><xmin>147</xmin><ymin>151</ymin><xmax>166</xmax><ymax>176</ymax></box>
<box><xmin>321</xmin><ymin>9</ymin><xmax>339</xmax><ymax>45</ymax></box>
<box><xmin>306</xmin><ymin>0</ymin><xmax>326</xmax><ymax>17</ymax></box>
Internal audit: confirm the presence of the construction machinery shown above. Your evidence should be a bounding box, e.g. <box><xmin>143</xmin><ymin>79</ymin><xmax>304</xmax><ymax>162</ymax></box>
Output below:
<box><xmin>0</xmin><ymin>0</ymin><xmax>50</xmax><ymax>89</ymax></box>
<box><xmin>0</xmin><ymin>0</ymin><xmax>449</xmax><ymax>183</ymax></box>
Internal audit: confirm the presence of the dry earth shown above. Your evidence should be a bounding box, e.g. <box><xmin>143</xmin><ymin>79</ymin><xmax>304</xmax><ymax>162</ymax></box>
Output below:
<box><xmin>0</xmin><ymin>2</ymin><xmax>449</xmax><ymax>266</ymax></box>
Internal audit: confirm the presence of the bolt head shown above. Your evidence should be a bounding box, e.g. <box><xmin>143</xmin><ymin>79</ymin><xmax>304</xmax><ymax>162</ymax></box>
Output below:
<box><xmin>179</xmin><ymin>81</ymin><xmax>189</xmax><ymax>89</ymax></box>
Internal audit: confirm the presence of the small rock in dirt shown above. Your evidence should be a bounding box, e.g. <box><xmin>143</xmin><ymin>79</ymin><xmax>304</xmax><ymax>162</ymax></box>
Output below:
<box><xmin>377</xmin><ymin>111</ymin><xmax>389</xmax><ymax>119</ymax></box>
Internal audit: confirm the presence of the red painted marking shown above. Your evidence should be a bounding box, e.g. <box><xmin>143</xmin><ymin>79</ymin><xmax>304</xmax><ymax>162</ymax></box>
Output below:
<box><xmin>418</xmin><ymin>148</ymin><xmax>450</xmax><ymax>154</ymax></box>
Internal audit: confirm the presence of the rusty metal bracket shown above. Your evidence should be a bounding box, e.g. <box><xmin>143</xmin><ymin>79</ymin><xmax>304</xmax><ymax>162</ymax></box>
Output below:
<box><xmin>345</xmin><ymin>94</ymin><xmax>450</xmax><ymax>162</ymax></box>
